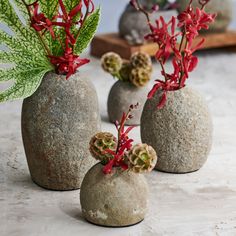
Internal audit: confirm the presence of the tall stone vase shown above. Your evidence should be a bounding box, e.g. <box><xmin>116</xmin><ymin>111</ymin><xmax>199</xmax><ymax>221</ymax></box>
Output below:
<box><xmin>141</xmin><ymin>87</ymin><xmax>213</xmax><ymax>173</ymax></box>
<box><xmin>21</xmin><ymin>72</ymin><xmax>101</xmax><ymax>190</ymax></box>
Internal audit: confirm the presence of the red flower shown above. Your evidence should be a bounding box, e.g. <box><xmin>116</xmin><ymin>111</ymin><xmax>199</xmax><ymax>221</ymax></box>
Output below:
<box><xmin>48</xmin><ymin>48</ymin><xmax>90</xmax><ymax>79</ymax></box>
<box><xmin>178</xmin><ymin>6</ymin><xmax>216</xmax><ymax>41</ymax></box>
<box><xmin>27</xmin><ymin>0</ymin><xmax>95</xmax><ymax>79</ymax></box>
<box><xmin>83</xmin><ymin>0</ymin><xmax>95</xmax><ymax>13</ymax></box>
<box><xmin>102</xmin><ymin>105</ymin><xmax>138</xmax><ymax>174</ymax></box>
<box><xmin>29</xmin><ymin>1</ymin><xmax>55</xmax><ymax>38</ymax></box>
<box><xmin>130</xmin><ymin>0</ymin><xmax>216</xmax><ymax>109</ymax></box>
<box><xmin>51</xmin><ymin>0</ymin><xmax>83</xmax><ymax>45</ymax></box>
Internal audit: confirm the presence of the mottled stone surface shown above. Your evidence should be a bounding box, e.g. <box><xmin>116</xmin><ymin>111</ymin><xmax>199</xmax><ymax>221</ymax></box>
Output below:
<box><xmin>141</xmin><ymin>87</ymin><xmax>213</xmax><ymax>173</ymax></box>
<box><xmin>1</xmin><ymin>51</ymin><xmax>236</xmax><ymax>235</ymax></box>
<box><xmin>177</xmin><ymin>0</ymin><xmax>233</xmax><ymax>32</ymax></box>
<box><xmin>80</xmin><ymin>163</ymin><xmax>148</xmax><ymax>227</ymax></box>
<box><xmin>21</xmin><ymin>72</ymin><xmax>101</xmax><ymax>190</ymax></box>
<box><xmin>107</xmin><ymin>80</ymin><xmax>149</xmax><ymax>126</ymax></box>
<box><xmin>119</xmin><ymin>5</ymin><xmax>177</xmax><ymax>45</ymax></box>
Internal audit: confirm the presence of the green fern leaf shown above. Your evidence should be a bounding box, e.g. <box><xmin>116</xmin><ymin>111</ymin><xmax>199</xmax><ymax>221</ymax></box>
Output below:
<box><xmin>0</xmin><ymin>69</ymin><xmax>49</xmax><ymax>102</ymax></box>
<box><xmin>64</xmin><ymin>0</ymin><xmax>81</xmax><ymax>12</ymax></box>
<box><xmin>74</xmin><ymin>8</ymin><xmax>100</xmax><ymax>55</ymax></box>
<box><xmin>0</xmin><ymin>0</ymin><xmax>53</xmax><ymax>102</ymax></box>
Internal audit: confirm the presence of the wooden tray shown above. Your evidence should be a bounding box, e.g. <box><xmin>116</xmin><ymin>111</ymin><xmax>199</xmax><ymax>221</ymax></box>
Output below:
<box><xmin>91</xmin><ymin>31</ymin><xmax>236</xmax><ymax>59</ymax></box>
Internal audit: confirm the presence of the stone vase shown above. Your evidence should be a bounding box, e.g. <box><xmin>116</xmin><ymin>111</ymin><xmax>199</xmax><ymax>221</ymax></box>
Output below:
<box><xmin>177</xmin><ymin>0</ymin><xmax>233</xmax><ymax>32</ymax></box>
<box><xmin>119</xmin><ymin>4</ymin><xmax>178</xmax><ymax>45</ymax></box>
<box><xmin>80</xmin><ymin>163</ymin><xmax>149</xmax><ymax>227</ymax></box>
<box><xmin>21</xmin><ymin>72</ymin><xmax>101</xmax><ymax>190</ymax></box>
<box><xmin>107</xmin><ymin>81</ymin><xmax>149</xmax><ymax>126</ymax></box>
<box><xmin>141</xmin><ymin>87</ymin><xmax>213</xmax><ymax>173</ymax></box>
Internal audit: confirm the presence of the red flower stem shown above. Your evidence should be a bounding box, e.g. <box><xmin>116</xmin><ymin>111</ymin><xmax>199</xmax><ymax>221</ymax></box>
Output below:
<box><xmin>159</xmin><ymin>59</ymin><xmax>168</xmax><ymax>82</ymax></box>
<box><xmin>21</xmin><ymin>0</ymin><xmax>52</xmax><ymax>56</ymax></box>
<box><xmin>135</xmin><ymin>1</ymin><xmax>151</xmax><ymax>24</ymax></box>
<box><xmin>179</xmin><ymin>31</ymin><xmax>186</xmax><ymax>52</ymax></box>
<box><xmin>73</xmin><ymin>2</ymin><xmax>90</xmax><ymax>52</ymax></box>
<box><xmin>116</xmin><ymin>113</ymin><xmax>130</xmax><ymax>154</ymax></box>
<box><xmin>54</xmin><ymin>32</ymin><xmax>65</xmax><ymax>50</ymax></box>
<box><xmin>116</xmin><ymin>110</ymin><xmax>131</xmax><ymax>154</ymax></box>
<box><xmin>135</xmin><ymin>0</ymin><xmax>169</xmax><ymax>82</ymax></box>
<box><xmin>179</xmin><ymin>33</ymin><xmax>189</xmax><ymax>88</ymax></box>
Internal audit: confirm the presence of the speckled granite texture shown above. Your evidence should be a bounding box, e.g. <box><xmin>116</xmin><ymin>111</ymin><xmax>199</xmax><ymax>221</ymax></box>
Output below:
<box><xmin>107</xmin><ymin>80</ymin><xmax>150</xmax><ymax>126</ymax></box>
<box><xmin>141</xmin><ymin>87</ymin><xmax>213</xmax><ymax>173</ymax></box>
<box><xmin>80</xmin><ymin>163</ymin><xmax>148</xmax><ymax>227</ymax></box>
<box><xmin>1</xmin><ymin>50</ymin><xmax>236</xmax><ymax>235</ymax></box>
<box><xmin>22</xmin><ymin>72</ymin><xmax>100</xmax><ymax>190</ymax></box>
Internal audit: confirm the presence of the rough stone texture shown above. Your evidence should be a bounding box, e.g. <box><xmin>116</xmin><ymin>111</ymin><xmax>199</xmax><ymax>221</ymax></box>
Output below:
<box><xmin>107</xmin><ymin>80</ymin><xmax>149</xmax><ymax>126</ymax></box>
<box><xmin>80</xmin><ymin>163</ymin><xmax>149</xmax><ymax>227</ymax></box>
<box><xmin>21</xmin><ymin>72</ymin><xmax>101</xmax><ymax>190</ymax></box>
<box><xmin>119</xmin><ymin>5</ymin><xmax>177</xmax><ymax>45</ymax></box>
<box><xmin>141</xmin><ymin>87</ymin><xmax>213</xmax><ymax>173</ymax></box>
<box><xmin>177</xmin><ymin>0</ymin><xmax>233</xmax><ymax>32</ymax></box>
<box><xmin>1</xmin><ymin>51</ymin><xmax>236</xmax><ymax>235</ymax></box>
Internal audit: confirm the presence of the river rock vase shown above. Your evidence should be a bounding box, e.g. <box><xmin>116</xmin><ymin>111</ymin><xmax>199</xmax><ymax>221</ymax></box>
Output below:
<box><xmin>141</xmin><ymin>87</ymin><xmax>213</xmax><ymax>173</ymax></box>
<box><xmin>177</xmin><ymin>0</ymin><xmax>233</xmax><ymax>32</ymax></box>
<box><xmin>80</xmin><ymin>163</ymin><xmax>149</xmax><ymax>227</ymax></box>
<box><xmin>108</xmin><ymin>81</ymin><xmax>149</xmax><ymax>126</ymax></box>
<box><xmin>21</xmin><ymin>72</ymin><xmax>101</xmax><ymax>190</ymax></box>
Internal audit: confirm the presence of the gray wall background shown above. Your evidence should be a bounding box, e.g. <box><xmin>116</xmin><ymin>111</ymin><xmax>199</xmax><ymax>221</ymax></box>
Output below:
<box><xmin>94</xmin><ymin>0</ymin><xmax>236</xmax><ymax>33</ymax></box>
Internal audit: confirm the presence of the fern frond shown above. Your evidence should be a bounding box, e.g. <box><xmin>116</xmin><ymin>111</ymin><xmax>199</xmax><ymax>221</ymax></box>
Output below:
<box><xmin>0</xmin><ymin>0</ymin><xmax>53</xmax><ymax>102</ymax></box>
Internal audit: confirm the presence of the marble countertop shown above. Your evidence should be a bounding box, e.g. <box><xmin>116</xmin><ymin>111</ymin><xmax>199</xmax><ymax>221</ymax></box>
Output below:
<box><xmin>1</xmin><ymin>50</ymin><xmax>236</xmax><ymax>236</ymax></box>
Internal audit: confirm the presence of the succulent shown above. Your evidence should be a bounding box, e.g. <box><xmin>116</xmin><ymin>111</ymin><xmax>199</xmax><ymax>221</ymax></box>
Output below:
<box><xmin>101</xmin><ymin>52</ymin><xmax>123</xmax><ymax>75</ymax></box>
<box><xmin>127</xmin><ymin>143</ymin><xmax>157</xmax><ymax>173</ymax></box>
<box><xmin>89</xmin><ymin>132</ymin><xmax>118</xmax><ymax>164</ymax></box>
<box><xmin>119</xmin><ymin>61</ymin><xmax>132</xmax><ymax>82</ymax></box>
<box><xmin>130</xmin><ymin>52</ymin><xmax>153</xmax><ymax>72</ymax></box>
<box><xmin>129</xmin><ymin>67</ymin><xmax>151</xmax><ymax>87</ymax></box>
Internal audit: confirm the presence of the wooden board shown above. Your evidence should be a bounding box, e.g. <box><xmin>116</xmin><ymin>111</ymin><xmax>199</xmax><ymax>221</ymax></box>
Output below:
<box><xmin>91</xmin><ymin>31</ymin><xmax>236</xmax><ymax>59</ymax></box>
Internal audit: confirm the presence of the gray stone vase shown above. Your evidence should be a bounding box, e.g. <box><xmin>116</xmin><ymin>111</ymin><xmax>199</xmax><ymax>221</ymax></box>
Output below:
<box><xmin>80</xmin><ymin>163</ymin><xmax>149</xmax><ymax>227</ymax></box>
<box><xmin>177</xmin><ymin>0</ymin><xmax>233</xmax><ymax>32</ymax></box>
<box><xmin>119</xmin><ymin>4</ymin><xmax>178</xmax><ymax>45</ymax></box>
<box><xmin>107</xmin><ymin>81</ymin><xmax>149</xmax><ymax>126</ymax></box>
<box><xmin>21</xmin><ymin>72</ymin><xmax>101</xmax><ymax>190</ymax></box>
<box><xmin>141</xmin><ymin>87</ymin><xmax>213</xmax><ymax>173</ymax></box>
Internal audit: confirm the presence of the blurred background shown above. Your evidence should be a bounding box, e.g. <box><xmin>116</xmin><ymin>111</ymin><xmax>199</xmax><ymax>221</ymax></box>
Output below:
<box><xmin>94</xmin><ymin>0</ymin><xmax>236</xmax><ymax>33</ymax></box>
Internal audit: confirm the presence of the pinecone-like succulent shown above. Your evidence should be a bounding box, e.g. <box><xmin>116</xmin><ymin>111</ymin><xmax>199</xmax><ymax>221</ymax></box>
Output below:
<box><xmin>130</xmin><ymin>52</ymin><xmax>152</xmax><ymax>72</ymax></box>
<box><xmin>89</xmin><ymin>132</ymin><xmax>118</xmax><ymax>164</ymax></box>
<box><xmin>119</xmin><ymin>61</ymin><xmax>132</xmax><ymax>82</ymax></box>
<box><xmin>101</xmin><ymin>52</ymin><xmax>123</xmax><ymax>75</ymax></box>
<box><xmin>127</xmin><ymin>144</ymin><xmax>157</xmax><ymax>173</ymax></box>
<box><xmin>129</xmin><ymin>67</ymin><xmax>151</xmax><ymax>87</ymax></box>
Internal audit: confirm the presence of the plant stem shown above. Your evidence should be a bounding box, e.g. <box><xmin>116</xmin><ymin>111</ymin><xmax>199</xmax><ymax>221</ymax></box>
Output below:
<box><xmin>116</xmin><ymin>111</ymin><xmax>130</xmax><ymax>154</ymax></box>
<box><xmin>73</xmin><ymin>1</ymin><xmax>90</xmax><ymax>52</ymax></box>
<box><xmin>179</xmin><ymin>34</ymin><xmax>189</xmax><ymax>88</ymax></box>
<box><xmin>21</xmin><ymin>0</ymin><xmax>52</xmax><ymax>56</ymax></box>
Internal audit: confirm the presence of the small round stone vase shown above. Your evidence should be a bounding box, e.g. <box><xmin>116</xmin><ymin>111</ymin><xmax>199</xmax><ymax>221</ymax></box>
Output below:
<box><xmin>21</xmin><ymin>72</ymin><xmax>101</xmax><ymax>190</ymax></box>
<box><xmin>141</xmin><ymin>87</ymin><xmax>213</xmax><ymax>173</ymax></box>
<box><xmin>177</xmin><ymin>0</ymin><xmax>233</xmax><ymax>32</ymax></box>
<box><xmin>80</xmin><ymin>163</ymin><xmax>149</xmax><ymax>227</ymax></box>
<box><xmin>119</xmin><ymin>3</ymin><xmax>178</xmax><ymax>45</ymax></box>
<box><xmin>108</xmin><ymin>81</ymin><xmax>149</xmax><ymax>126</ymax></box>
